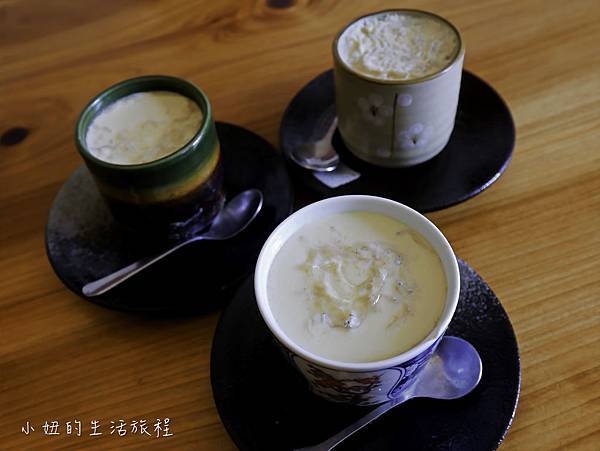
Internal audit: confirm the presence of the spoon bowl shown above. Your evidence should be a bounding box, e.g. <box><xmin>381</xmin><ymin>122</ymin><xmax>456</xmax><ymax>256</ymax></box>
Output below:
<box><xmin>290</xmin><ymin>117</ymin><xmax>340</xmax><ymax>172</ymax></box>
<box><xmin>413</xmin><ymin>336</ymin><xmax>482</xmax><ymax>400</ymax></box>
<box><xmin>202</xmin><ymin>189</ymin><xmax>263</xmax><ymax>239</ymax></box>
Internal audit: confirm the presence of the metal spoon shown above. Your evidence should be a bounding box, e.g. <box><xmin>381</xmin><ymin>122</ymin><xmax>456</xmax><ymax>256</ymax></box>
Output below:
<box><xmin>290</xmin><ymin>117</ymin><xmax>340</xmax><ymax>172</ymax></box>
<box><xmin>297</xmin><ymin>336</ymin><xmax>483</xmax><ymax>451</ymax></box>
<box><xmin>82</xmin><ymin>189</ymin><xmax>263</xmax><ymax>297</ymax></box>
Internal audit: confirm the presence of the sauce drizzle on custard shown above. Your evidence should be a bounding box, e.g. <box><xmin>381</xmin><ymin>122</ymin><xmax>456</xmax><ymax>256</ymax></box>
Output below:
<box><xmin>301</xmin><ymin>242</ymin><xmax>414</xmax><ymax>329</ymax></box>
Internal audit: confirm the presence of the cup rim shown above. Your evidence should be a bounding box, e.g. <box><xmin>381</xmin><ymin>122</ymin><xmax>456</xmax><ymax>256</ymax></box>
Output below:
<box><xmin>75</xmin><ymin>75</ymin><xmax>212</xmax><ymax>171</ymax></box>
<box><xmin>254</xmin><ymin>195</ymin><xmax>460</xmax><ymax>372</ymax></box>
<box><xmin>332</xmin><ymin>9</ymin><xmax>465</xmax><ymax>85</ymax></box>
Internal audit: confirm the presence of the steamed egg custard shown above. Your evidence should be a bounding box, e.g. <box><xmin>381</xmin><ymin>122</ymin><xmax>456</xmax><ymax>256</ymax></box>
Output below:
<box><xmin>267</xmin><ymin>212</ymin><xmax>447</xmax><ymax>363</ymax></box>
<box><xmin>337</xmin><ymin>11</ymin><xmax>460</xmax><ymax>81</ymax></box>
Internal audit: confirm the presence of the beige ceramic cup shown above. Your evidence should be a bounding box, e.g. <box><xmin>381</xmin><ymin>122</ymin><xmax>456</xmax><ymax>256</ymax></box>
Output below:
<box><xmin>333</xmin><ymin>9</ymin><xmax>465</xmax><ymax>167</ymax></box>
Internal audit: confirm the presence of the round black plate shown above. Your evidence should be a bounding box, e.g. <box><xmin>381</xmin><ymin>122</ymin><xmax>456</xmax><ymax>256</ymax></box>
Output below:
<box><xmin>280</xmin><ymin>70</ymin><xmax>515</xmax><ymax>212</ymax></box>
<box><xmin>45</xmin><ymin>122</ymin><xmax>293</xmax><ymax>313</ymax></box>
<box><xmin>211</xmin><ymin>259</ymin><xmax>520</xmax><ymax>450</ymax></box>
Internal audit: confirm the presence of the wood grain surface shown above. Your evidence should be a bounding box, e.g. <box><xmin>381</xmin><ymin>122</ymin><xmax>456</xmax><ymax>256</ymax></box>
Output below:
<box><xmin>1</xmin><ymin>0</ymin><xmax>599</xmax><ymax>449</ymax></box>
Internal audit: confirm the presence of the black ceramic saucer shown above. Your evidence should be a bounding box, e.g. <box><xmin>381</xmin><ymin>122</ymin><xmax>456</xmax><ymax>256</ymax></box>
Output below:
<box><xmin>280</xmin><ymin>70</ymin><xmax>515</xmax><ymax>212</ymax></box>
<box><xmin>45</xmin><ymin>122</ymin><xmax>293</xmax><ymax>313</ymax></box>
<box><xmin>211</xmin><ymin>259</ymin><xmax>520</xmax><ymax>450</ymax></box>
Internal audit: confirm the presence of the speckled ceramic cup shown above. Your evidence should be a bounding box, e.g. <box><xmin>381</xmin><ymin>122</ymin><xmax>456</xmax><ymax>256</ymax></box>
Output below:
<box><xmin>333</xmin><ymin>9</ymin><xmax>465</xmax><ymax>167</ymax></box>
<box><xmin>76</xmin><ymin>75</ymin><xmax>224</xmax><ymax>238</ymax></box>
<box><xmin>255</xmin><ymin>195</ymin><xmax>460</xmax><ymax>406</ymax></box>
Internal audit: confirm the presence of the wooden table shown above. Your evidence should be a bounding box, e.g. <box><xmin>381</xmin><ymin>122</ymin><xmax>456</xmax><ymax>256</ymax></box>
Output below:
<box><xmin>1</xmin><ymin>0</ymin><xmax>598</xmax><ymax>449</ymax></box>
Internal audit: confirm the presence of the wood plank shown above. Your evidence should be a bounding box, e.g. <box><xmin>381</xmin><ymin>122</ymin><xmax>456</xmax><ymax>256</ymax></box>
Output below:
<box><xmin>1</xmin><ymin>0</ymin><xmax>598</xmax><ymax>448</ymax></box>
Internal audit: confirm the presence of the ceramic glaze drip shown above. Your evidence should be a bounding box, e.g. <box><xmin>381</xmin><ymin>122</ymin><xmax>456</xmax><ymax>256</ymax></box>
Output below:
<box><xmin>267</xmin><ymin>212</ymin><xmax>447</xmax><ymax>363</ymax></box>
<box><xmin>338</xmin><ymin>12</ymin><xmax>459</xmax><ymax>80</ymax></box>
<box><xmin>86</xmin><ymin>91</ymin><xmax>203</xmax><ymax>165</ymax></box>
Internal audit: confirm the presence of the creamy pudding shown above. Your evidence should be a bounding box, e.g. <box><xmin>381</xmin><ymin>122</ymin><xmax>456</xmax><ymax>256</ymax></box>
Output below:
<box><xmin>86</xmin><ymin>91</ymin><xmax>203</xmax><ymax>165</ymax></box>
<box><xmin>337</xmin><ymin>11</ymin><xmax>460</xmax><ymax>80</ymax></box>
<box><xmin>267</xmin><ymin>211</ymin><xmax>447</xmax><ymax>363</ymax></box>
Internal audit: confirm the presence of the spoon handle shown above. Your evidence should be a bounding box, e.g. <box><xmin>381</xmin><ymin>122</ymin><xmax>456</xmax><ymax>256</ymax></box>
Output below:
<box><xmin>82</xmin><ymin>237</ymin><xmax>200</xmax><ymax>297</ymax></box>
<box><xmin>295</xmin><ymin>395</ymin><xmax>409</xmax><ymax>451</ymax></box>
<box><xmin>323</xmin><ymin>117</ymin><xmax>338</xmax><ymax>141</ymax></box>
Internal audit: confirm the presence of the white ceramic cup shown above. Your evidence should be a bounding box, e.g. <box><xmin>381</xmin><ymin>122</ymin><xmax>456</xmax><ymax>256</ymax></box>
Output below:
<box><xmin>255</xmin><ymin>195</ymin><xmax>460</xmax><ymax>405</ymax></box>
<box><xmin>333</xmin><ymin>9</ymin><xmax>465</xmax><ymax>167</ymax></box>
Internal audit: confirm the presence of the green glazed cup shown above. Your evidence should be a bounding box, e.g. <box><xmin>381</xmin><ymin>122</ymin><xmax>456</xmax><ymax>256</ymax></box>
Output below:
<box><xmin>76</xmin><ymin>75</ymin><xmax>224</xmax><ymax>238</ymax></box>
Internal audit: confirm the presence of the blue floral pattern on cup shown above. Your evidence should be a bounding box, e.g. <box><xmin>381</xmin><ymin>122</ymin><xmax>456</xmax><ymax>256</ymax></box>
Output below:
<box><xmin>278</xmin><ymin>335</ymin><xmax>444</xmax><ymax>406</ymax></box>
